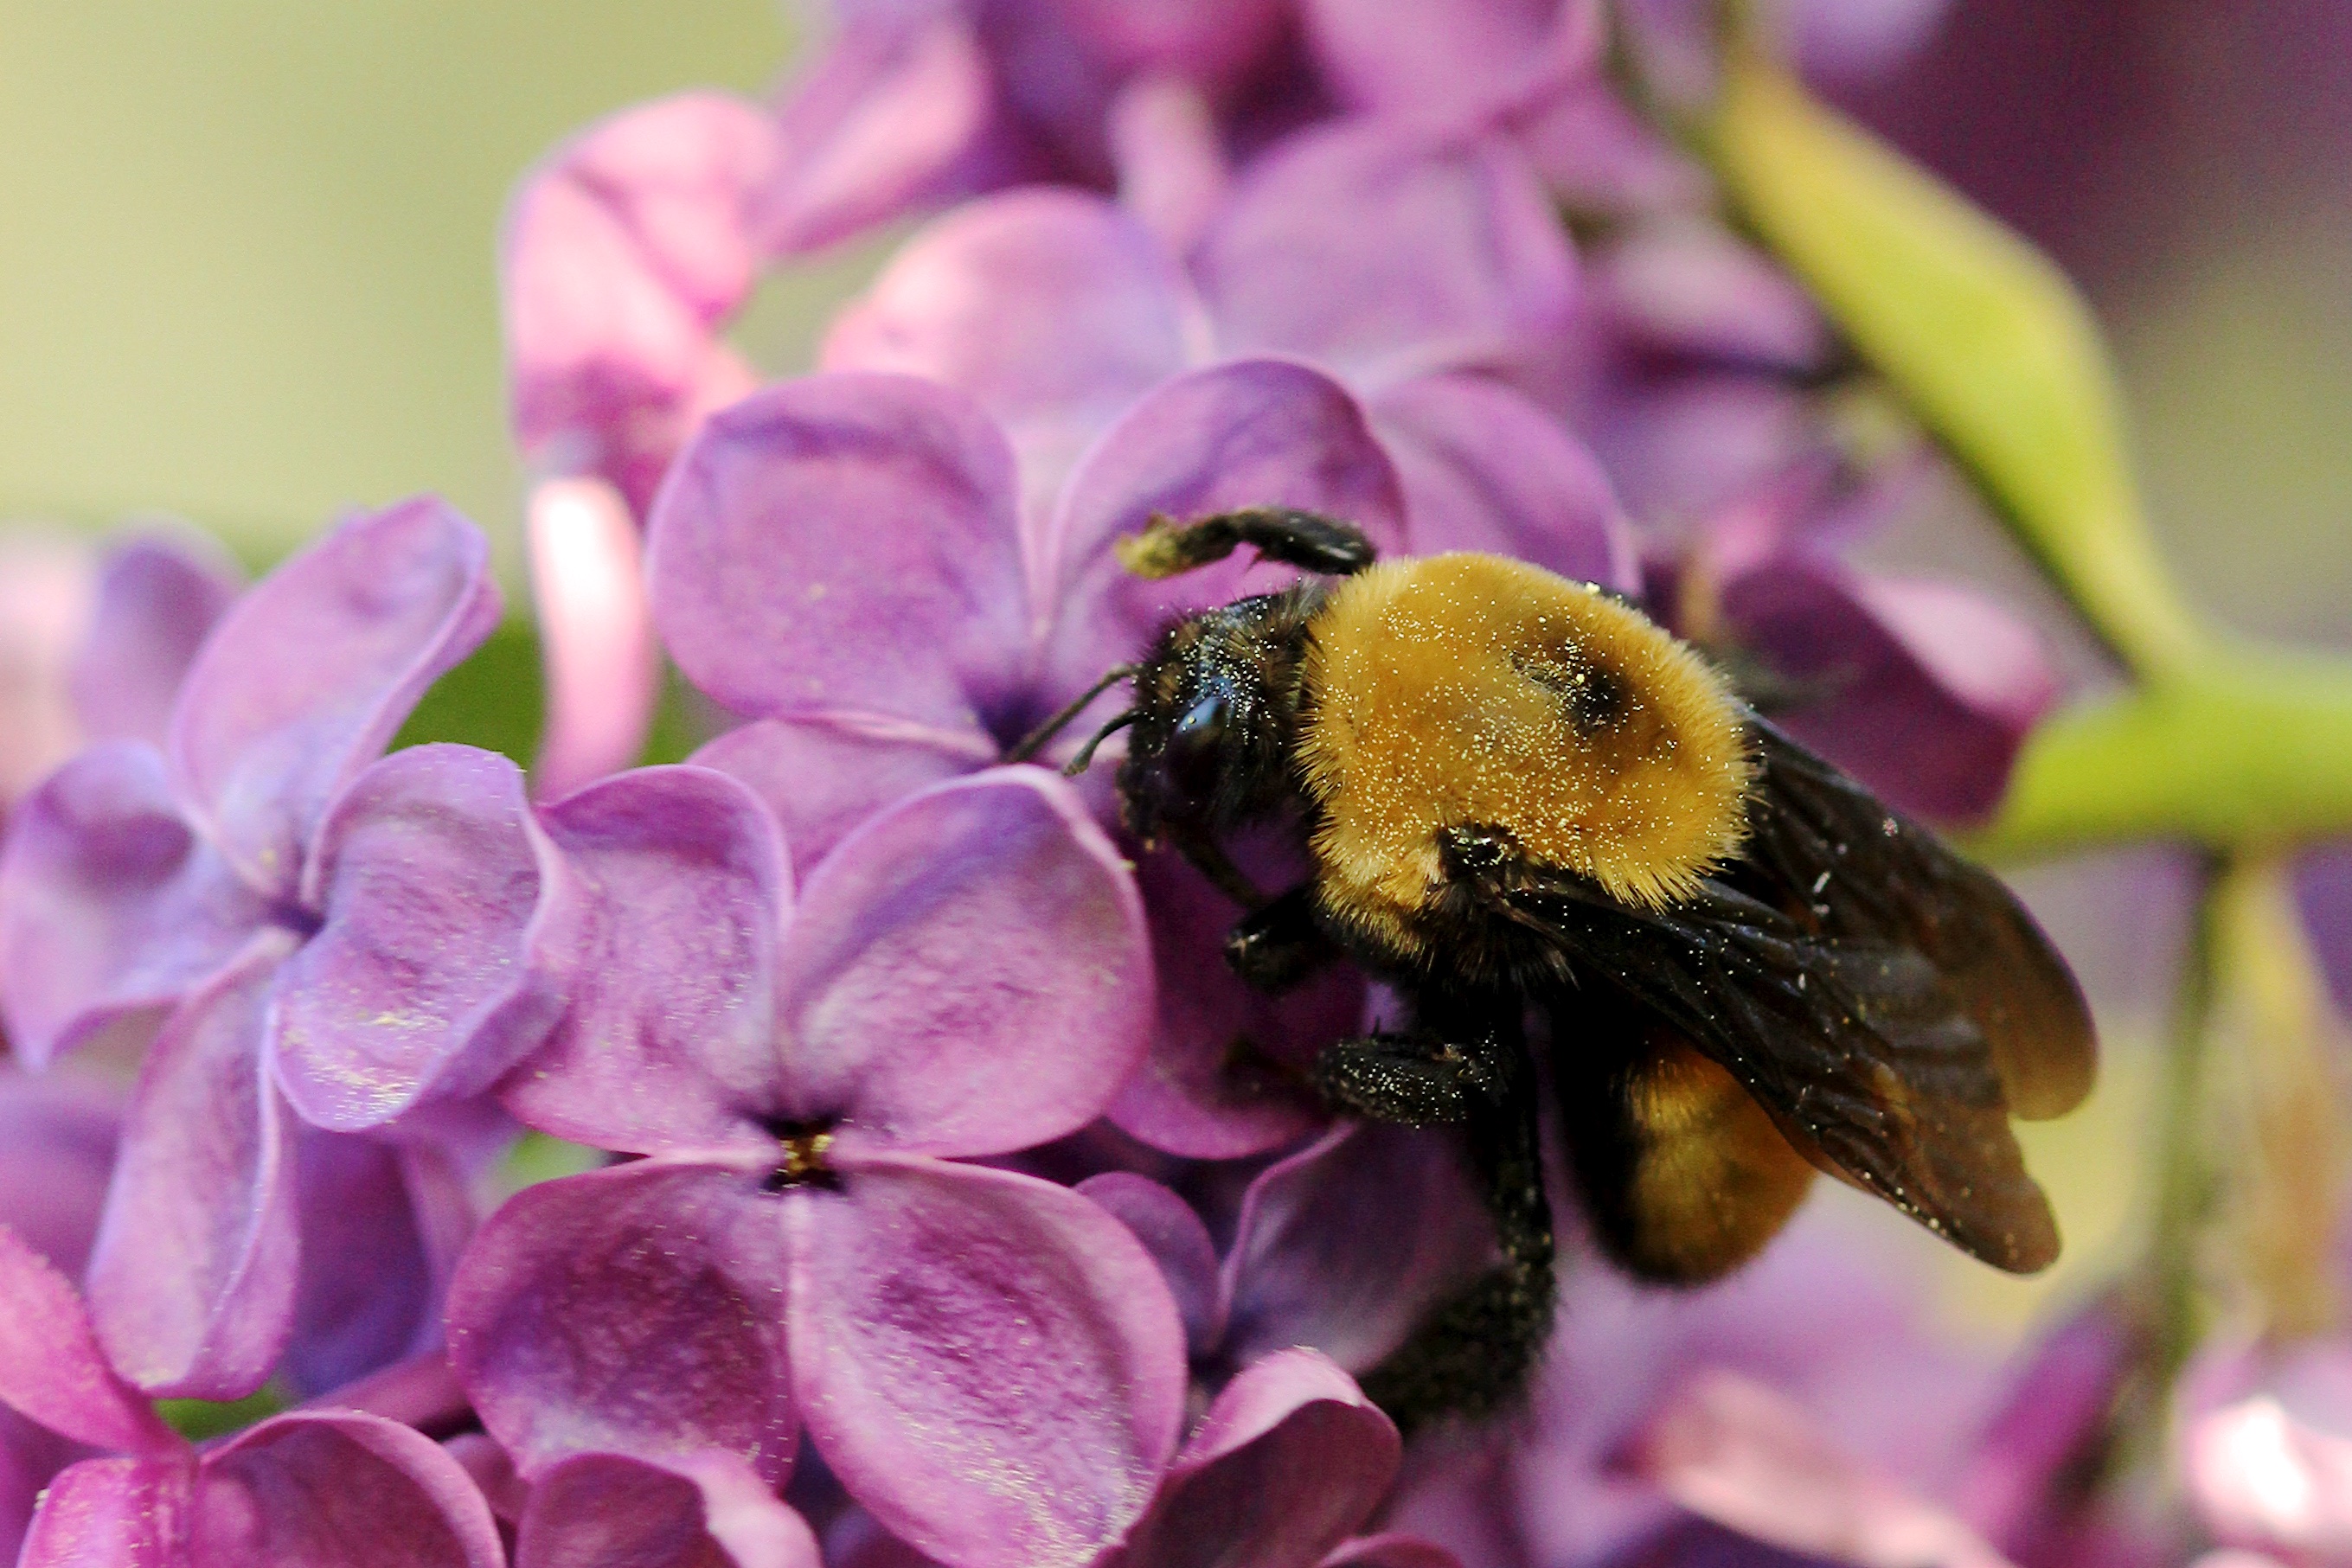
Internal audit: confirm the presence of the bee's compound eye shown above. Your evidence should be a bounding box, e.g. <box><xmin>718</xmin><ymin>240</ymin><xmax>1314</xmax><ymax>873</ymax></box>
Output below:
<box><xmin>1166</xmin><ymin>695</ymin><xmax>1231</xmax><ymax>797</ymax></box>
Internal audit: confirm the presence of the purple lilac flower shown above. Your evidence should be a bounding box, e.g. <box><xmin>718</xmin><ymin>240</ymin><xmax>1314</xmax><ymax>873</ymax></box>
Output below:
<box><xmin>446</xmin><ymin>764</ymin><xmax>1182</xmax><ymax>1568</ymax></box>
<box><xmin>506</xmin><ymin>1449</ymin><xmax>823</xmax><ymax>1568</ymax></box>
<box><xmin>0</xmin><ymin>499</ymin><xmax>561</xmax><ymax>1399</ymax></box>
<box><xmin>2176</xmin><ymin>1330</ymin><xmax>2352</xmax><ymax>1564</ymax></box>
<box><xmin>0</xmin><ymin>1223</ymin><xmax>503</xmax><ymax>1567</ymax></box>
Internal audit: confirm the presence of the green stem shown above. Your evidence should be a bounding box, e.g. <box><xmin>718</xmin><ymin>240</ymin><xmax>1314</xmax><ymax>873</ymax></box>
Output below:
<box><xmin>2149</xmin><ymin>853</ymin><xmax>2221</xmax><ymax>1384</ymax></box>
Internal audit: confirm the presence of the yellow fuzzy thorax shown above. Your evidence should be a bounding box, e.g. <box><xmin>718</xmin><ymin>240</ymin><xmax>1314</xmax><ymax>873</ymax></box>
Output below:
<box><xmin>1298</xmin><ymin>554</ymin><xmax>1753</xmax><ymax>945</ymax></box>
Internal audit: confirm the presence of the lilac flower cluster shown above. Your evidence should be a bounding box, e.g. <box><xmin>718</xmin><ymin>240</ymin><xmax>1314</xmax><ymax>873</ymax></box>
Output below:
<box><xmin>0</xmin><ymin>3</ymin><xmax>2149</xmax><ymax>1567</ymax></box>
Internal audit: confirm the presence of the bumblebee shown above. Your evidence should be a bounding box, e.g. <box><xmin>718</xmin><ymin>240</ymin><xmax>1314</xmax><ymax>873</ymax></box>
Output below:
<box><xmin>1039</xmin><ymin>506</ymin><xmax>2095</xmax><ymax>1428</ymax></box>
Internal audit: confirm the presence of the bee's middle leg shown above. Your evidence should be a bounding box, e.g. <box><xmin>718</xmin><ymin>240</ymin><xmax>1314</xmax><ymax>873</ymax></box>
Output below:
<box><xmin>1310</xmin><ymin>993</ymin><xmax>1515</xmax><ymax>1126</ymax></box>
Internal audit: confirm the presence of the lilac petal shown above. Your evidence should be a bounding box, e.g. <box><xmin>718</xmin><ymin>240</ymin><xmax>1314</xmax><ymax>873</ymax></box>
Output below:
<box><xmin>0</xmin><ymin>1225</ymin><xmax>178</xmax><ymax>1456</ymax></box>
<box><xmin>1046</xmin><ymin>359</ymin><xmax>1407</xmax><ymax>702</ymax></box>
<box><xmin>1632</xmin><ymin>1370</ymin><xmax>2016</xmax><ymax>1568</ymax></box>
<box><xmin>0</xmin><ymin>1068</ymin><xmax>120</xmax><ymax>1279</ymax></box>
<box><xmin>446</xmin><ymin>1162</ymin><xmax>797</xmax><ymax>1482</ymax></box>
<box><xmin>503</xmin><ymin>766</ymin><xmax>786</xmax><ymax>1155</ymax></box>
<box><xmin>1222</xmin><ymin>1122</ymin><xmax>1496</xmax><ymax>1373</ymax></box>
<box><xmin>285</xmin><ymin>1134</ymin><xmax>470</xmax><ymax>1399</ymax></box>
<box><xmin>2298</xmin><ymin>843</ymin><xmax>2352</xmax><ymax>1018</ymax></box>
<box><xmin>1583</xmin><ymin>373</ymin><xmax>1817</xmax><ymax>535</ymax></box>
<box><xmin>1318</xmin><ymin>1536</ymin><xmax>1463</xmax><ymax>1568</ymax></box>
<box><xmin>190</xmin><ymin>1410</ymin><xmax>503</xmax><ymax>1567</ymax></box>
<box><xmin>819</xmin><ymin>189</ymin><xmax>1193</xmax><ymax>516</ymax></box>
<box><xmin>69</xmin><ymin>532</ymin><xmax>243</xmax><ymax>749</ymax></box>
<box><xmin>776</xmin><ymin>769</ymin><xmax>1150</xmax><ymax>1159</ymax></box>
<box><xmin>1301</xmin><ymin>0</ymin><xmax>1594</xmax><ymax>124</ymax></box>
<box><xmin>1122</xmin><ymin>1348</ymin><xmax>1400</xmax><ymax>1568</ymax></box>
<box><xmin>1074</xmin><ymin>1174</ymin><xmax>1226</xmax><ymax>1356</ymax></box>
<box><xmin>2</xmin><ymin>1408</ymin><xmax>87</xmax><ymax>1565</ymax></box>
<box><xmin>0</xmin><ymin>530</ymin><xmax>96</xmax><ymax>805</ymax></box>
<box><xmin>17</xmin><ymin>1455</ymin><xmax>195</xmax><ymax>1567</ymax></box>
<box><xmin>272</xmin><ymin>746</ymin><xmax>556</xmax><ymax>1130</ymax></box>
<box><xmin>2178</xmin><ymin>1338</ymin><xmax>2352</xmax><ymax>1558</ymax></box>
<box><xmin>1106</xmin><ymin>847</ymin><xmax>1355</xmax><ymax>1160</ymax></box>
<box><xmin>169</xmin><ymin>498</ymin><xmax>502</xmax><ymax>898</ymax></box>
<box><xmin>645</xmin><ymin>374</ymin><xmax>1033</xmax><ymax>735</ymax></box>
<box><xmin>517</xmin><ymin>1451</ymin><xmax>823</xmax><ymax>1568</ymax></box>
<box><xmin>505</xmin><ymin>93</ymin><xmax>773</xmax><ymax>509</ymax></box>
<box><xmin>86</xmin><ymin>936</ymin><xmax>301</xmax><ymax>1399</ymax></box>
<box><xmin>1949</xmin><ymin>1300</ymin><xmax>2136</xmax><ymax>1549</ymax></box>
<box><xmin>529</xmin><ymin>477</ymin><xmax>662</xmax><ymax>798</ymax></box>
<box><xmin>1193</xmin><ymin>124</ymin><xmax>1577</xmax><ymax>388</ymax></box>
<box><xmin>1369</xmin><ymin>374</ymin><xmax>1637</xmax><ymax>587</ymax></box>
<box><xmin>1587</xmin><ymin>219</ymin><xmax>1830</xmax><ymax>373</ymax></box>
<box><xmin>786</xmin><ymin>1155</ymin><xmax>1184</xmax><ymax>1568</ymax></box>
<box><xmin>1038</xmin><ymin>0</ymin><xmax>1290</xmax><ymax>90</ymax></box>
<box><xmin>691</xmin><ymin>716</ymin><xmax>990</xmax><ymax>873</ymax></box>
<box><xmin>0</xmin><ymin>741</ymin><xmax>267</xmax><ymax>1066</ymax></box>
<box><xmin>757</xmin><ymin>14</ymin><xmax>998</xmax><ymax>258</ymax></box>
<box><xmin>1512</xmin><ymin>77</ymin><xmax>1713</xmax><ymax>214</ymax></box>
<box><xmin>1106</xmin><ymin>76</ymin><xmax>1231</xmax><ymax>254</ymax></box>
<box><xmin>1720</xmin><ymin>560</ymin><xmax>2059</xmax><ymax>822</ymax></box>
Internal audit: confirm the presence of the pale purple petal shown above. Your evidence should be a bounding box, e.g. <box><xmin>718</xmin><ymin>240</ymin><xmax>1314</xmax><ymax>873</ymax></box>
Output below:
<box><xmin>1780</xmin><ymin>0</ymin><xmax>1951</xmax><ymax>82</ymax></box>
<box><xmin>1106</xmin><ymin>847</ymin><xmax>1354</xmax><ymax>1161</ymax></box>
<box><xmin>1721</xmin><ymin>560</ymin><xmax>2059</xmax><ymax>822</ymax></box>
<box><xmin>646</xmin><ymin>374</ymin><xmax>1033</xmax><ymax>736</ymax></box>
<box><xmin>190</xmin><ymin>1410</ymin><xmax>503</xmax><ymax>1567</ymax></box>
<box><xmin>448</xmin><ymin>1161</ymin><xmax>797</xmax><ymax>1482</ymax></box>
<box><xmin>776</xmin><ymin>769</ymin><xmax>1151</xmax><ymax>1159</ymax></box>
<box><xmin>529</xmin><ymin>477</ymin><xmax>662</xmax><ymax>798</ymax></box>
<box><xmin>1301</xmin><ymin>0</ymin><xmax>1595</xmax><ymax>124</ymax></box>
<box><xmin>0</xmin><ymin>1225</ymin><xmax>178</xmax><ymax>1456</ymax></box>
<box><xmin>86</xmin><ymin>936</ymin><xmax>302</xmax><ymax>1399</ymax></box>
<box><xmin>69</xmin><ymin>532</ymin><xmax>243</xmax><ymax>749</ymax></box>
<box><xmin>1194</xmin><ymin>124</ymin><xmax>1577</xmax><ymax>388</ymax></box>
<box><xmin>169</xmin><ymin>498</ymin><xmax>502</xmax><ymax>898</ymax></box>
<box><xmin>505</xmin><ymin>93</ymin><xmax>773</xmax><ymax>509</ymax></box>
<box><xmin>1074</xmin><ymin>1173</ymin><xmax>1226</xmax><ymax>1356</ymax></box>
<box><xmin>1319</xmin><ymin>1535</ymin><xmax>1463</xmax><ymax>1568</ymax></box>
<box><xmin>285</xmin><ymin>1135</ymin><xmax>471</xmax><ymax>1399</ymax></box>
<box><xmin>0</xmin><ymin>531</ymin><xmax>96</xmax><ymax>805</ymax></box>
<box><xmin>503</xmin><ymin>766</ymin><xmax>786</xmax><ymax>1155</ymax></box>
<box><xmin>273</xmin><ymin>746</ymin><xmax>558</xmax><ymax>1130</ymax></box>
<box><xmin>1107</xmin><ymin>76</ymin><xmax>1232</xmax><ymax>254</ymax></box>
<box><xmin>0</xmin><ymin>1068</ymin><xmax>119</xmax><ymax>1278</ymax></box>
<box><xmin>786</xmin><ymin>1155</ymin><xmax>1184</xmax><ymax>1568</ymax></box>
<box><xmin>1222</xmin><ymin>1122</ymin><xmax>1496</xmax><ymax>1373</ymax></box>
<box><xmin>757</xmin><ymin>14</ymin><xmax>1001</xmax><ymax>259</ymax></box>
<box><xmin>2299</xmin><ymin>844</ymin><xmax>2352</xmax><ymax>1017</ymax></box>
<box><xmin>1585</xmin><ymin>373</ymin><xmax>1817</xmax><ymax>536</ymax></box>
<box><xmin>17</xmin><ymin>1455</ymin><xmax>194</xmax><ymax>1568</ymax></box>
<box><xmin>1631</xmin><ymin>1370</ymin><xmax>2016</xmax><ymax>1568</ymax></box>
<box><xmin>691</xmin><ymin>716</ymin><xmax>990</xmax><ymax>872</ymax></box>
<box><xmin>1511</xmin><ymin>77</ymin><xmax>1713</xmax><ymax>213</ymax></box>
<box><xmin>2179</xmin><ymin>1338</ymin><xmax>2352</xmax><ymax>1559</ymax></box>
<box><xmin>1369</xmin><ymin>374</ymin><xmax>1637</xmax><ymax>586</ymax></box>
<box><xmin>1587</xmin><ymin>219</ymin><xmax>1830</xmax><ymax>371</ymax></box>
<box><xmin>1122</xmin><ymin>1348</ymin><xmax>1399</xmax><ymax>1568</ymax></box>
<box><xmin>820</xmin><ymin>189</ymin><xmax>1194</xmax><ymax>518</ymax></box>
<box><xmin>517</xmin><ymin>1451</ymin><xmax>823</xmax><ymax>1568</ymax></box>
<box><xmin>1047</xmin><ymin>359</ymin><xmax>1407</xmax><ymax>703</ymax></box>
<box><xmin>0</xmin><ymin>741</ymin><xmax>267</xmax><ymax>1066</ymax></box>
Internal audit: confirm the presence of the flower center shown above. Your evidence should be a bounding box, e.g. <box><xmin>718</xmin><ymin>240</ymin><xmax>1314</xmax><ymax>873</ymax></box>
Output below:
<box><xmin>761</xmin><ymin>1119</ymin><xmax>838</xmax><ymax>1192</ymax></box>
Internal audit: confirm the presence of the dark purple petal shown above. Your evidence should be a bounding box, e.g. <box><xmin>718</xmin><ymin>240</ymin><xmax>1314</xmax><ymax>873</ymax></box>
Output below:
<box><xmin>16</xmin><ymin>1455</ymin><xmax>195</xmax><ymax>1567</ymax></box>
<box><xmin>2</xmin><ymin>1408</ymin><xmax>88</xmax><ymax>1565</ymax></box>
<box><xmin>285</xmin><ymin>1135</ymin><xmax>472</xmax><ymax>1399</ymax></box>
<box><xmin>1949</xmin><ymin>1299</ymin><xmax>2137</xmax><ymax>1552</ymax></box>
<box><xmin>1046</xmin><ymin>359</ymin><xmax>1407</xmax><ymax>703</ymax></box>
<box><xmin>446</xmin><ymin>1162</ymin><xmax>797</xmax><ymax>1482</ymax></box>
<box><xmin>0</xmin><ymin>1225</ymin><xmax>178</xmax><ymax>1456</ymax></box>
<box><xmin>516</xmin><ymin>1451</ymin><xmax>823</xmax><ymax>1568</ymax></box>
<box><xmin>691</xmin><ymin>716</ymin><xmax>991</xmax><ymax>873</ymax></box>
<box><xmin>190</xmin><ymin>1410</ymin><xmax>503</xmax><ymax>1567</ymax></box>
<box><xmin>1369</xmin><ymin>374</ymin><xmax>1637</xmax><ymax>586</ymax></box>
<box><xmin>819</xmin><ymin>189</ymin><xmax>1193</xmax><ymax>513</ymax></box>
<box><xmin>1193</xmin><ymin>124</ymin><xmax>1577</xmax><ymax>388</ymax></box>
<box><xmin>68</xmin><ymin>533</ymin><xmax>243</xmax><ymax>749</ymax></box>
<box><xmin>1222</xmin><ymin>1122</ymin><xmax>1496</xmax><ymax>1373</ymax></box>
<box><xmin>169</xmin><ymin>498</ymin><xmax>501</xmax><ymax>899</ymax></box>
<box><xmin>1318</xmin><ymin>1535</ymin><xmax>1463</xmax><ymax>1568</ymax></box>
<box><xmin>0</xmin><ymin>741</ymin><xmax>266</xmax><ymax>1067</ymax></box>
<box><xmin>85</xmin><ymin>937</ymin><xmax>301</xmax><ymax>1399</ymax></box>
<box><xmin>1106</xmin><ymin>847</ymin><xmax>1353</xmax><ymax>1161</ymax></box>
<box><xmin>2298</xmin><ymin>843</ymin><xmax>2352</xmax><ymax>1018</ymax></box>
<box><xmin>0</xmin><ymin>1068</ymin><xmax>120</xmax><ymax>1279</ymax></box>
<box><xmin>787</xmin><ymin>1155</ymin><xmax>1184</xmax><ymax>1568</ymax></box>
<box><xmin>505</xmin><ymin>93</ymin><xmax>772</xmax><ymax>509</ymax></box>
<box><xmin>776</xmin><ymin>770</ymin><xmax>1151</xmax><ymax>1159</ymax></box>
<box><xmin>1301</xmin><ymin>0</ymin><xmax>1594</xmax><ymax>124</ymax></box>
<box><xmin>1720</xmin><ymin>560</ymin><xmax>2058</xmax><ymax>822</ymax></box>
<box><xmin>273</xmin><ymin>746</ymin><xmax>559</xmax><ymax>1131</ymax></box>
<box><xmin>646</xmin><ymin>374</ymin><xmax>1034</xmax><ymax>736</ymax></box>
<box><xmin>505</xmin><ymin>766</ymin><xmax>787</xmax><ymax>1155</ymax></box>
<box><xmin>1073</xmin><ymin>1174</ymin><xmax>1226</xmax><ymax>1356</ymax></box>
<box><xmin>1036</xmin><ymin>0</ymin><xmax>1290</xmax><ymax>90</ymax></box>
<box><xmin>529</xmin><ymin>477</ymin><xmax>663</xmax><ymax>798</ymax></box>
<box><xmin>1583</xmin><ymin>373</ymin><xmax>1818</xmax><ymax>536</ymax></box>
<box><xmin>756</xmin><ymin>14</ymin><xmax>1000</xmax><ymax>258</ymax></box>
<box><xmin>1120</xmin><ymin>1348</ymin><xmax>1400</xmax><ymax>1568</ymax></box>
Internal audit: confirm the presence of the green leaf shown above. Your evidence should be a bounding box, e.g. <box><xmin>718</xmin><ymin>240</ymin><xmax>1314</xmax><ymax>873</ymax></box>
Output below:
<box><xmin>390</xmin><ymin>618</ymin><xmax>545</xmax><ymax>766</ymax></box>
<box><xmin>157</xmin><ymin>1384</ymin><xmax>285</xmax><ymax>1442</ymax></box>
<box><xmin>1708</xmin><ymin>58</ymin><xmax>2210</xmax><ymax>682</ymax></box>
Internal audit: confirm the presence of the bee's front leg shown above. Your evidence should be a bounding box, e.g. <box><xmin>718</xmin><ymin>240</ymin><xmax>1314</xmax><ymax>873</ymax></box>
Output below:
<box><xmin>1223</xmin><ymin>884</ymin><xmax>1341</xmax><ymax>992</ymax></box>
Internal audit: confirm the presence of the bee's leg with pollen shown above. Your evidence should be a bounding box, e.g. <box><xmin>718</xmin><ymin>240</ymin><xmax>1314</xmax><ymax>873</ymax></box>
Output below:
<box><xmin>1311</xmin><ymin>1023</ymin><xmax>1511</xmax><ymax>1128</ymax></box>
<box><xmin>1114</xmin><ymin>507</ymin><xmax>1378</xmax><ymax>580</ymax></box>
<box><xmin>1224</xmin><ymin>885</ymin><xmax>1342</xmax><ymax>992</ymax></box>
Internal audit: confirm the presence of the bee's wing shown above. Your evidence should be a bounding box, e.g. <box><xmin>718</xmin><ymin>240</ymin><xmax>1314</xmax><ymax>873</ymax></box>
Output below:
<box><xmin>1733</xmin><ymin>720</ymin><xmax>2096</xmax><ymax>1121</ymax></box>
<box><xmin>1505</xmin><ymin>872</ymin><xmax>2061</xmax><ymax>1272</ymax></box>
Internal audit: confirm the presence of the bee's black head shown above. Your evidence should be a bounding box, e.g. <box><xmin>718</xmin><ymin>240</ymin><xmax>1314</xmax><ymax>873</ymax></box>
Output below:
<box><xmin>1102</xmin><ymin>586</ymin><xmax>1322</xmax><ymax>843</ymax></box>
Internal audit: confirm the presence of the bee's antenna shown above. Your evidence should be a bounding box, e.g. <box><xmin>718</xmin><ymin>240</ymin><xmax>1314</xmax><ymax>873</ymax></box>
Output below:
<box><xmin>1003</xmin><ymin>664</ymin><xmax>1139</xmax><ymax>765</ymax></box>
<box><xmin>1062</xmin><ymin>710</ymin><xmax>1138</xmax><ymax>776</ymax></box>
